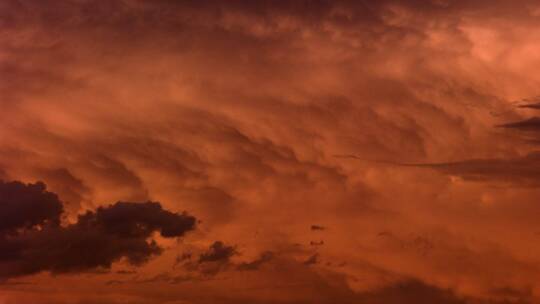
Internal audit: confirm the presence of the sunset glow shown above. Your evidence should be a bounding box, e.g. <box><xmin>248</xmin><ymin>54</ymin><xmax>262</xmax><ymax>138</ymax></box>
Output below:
<box><xmin>2</xmin><ymin>1</ymin><xmax>540</xmax><ymax>303</ymax></box>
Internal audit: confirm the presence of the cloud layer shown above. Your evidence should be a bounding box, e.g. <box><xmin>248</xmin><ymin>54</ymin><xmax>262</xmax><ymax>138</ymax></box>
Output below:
<box><xmin>2</xmin><ymin>0</ymin><xmax>540</xmax><ymax>303</ymax></box>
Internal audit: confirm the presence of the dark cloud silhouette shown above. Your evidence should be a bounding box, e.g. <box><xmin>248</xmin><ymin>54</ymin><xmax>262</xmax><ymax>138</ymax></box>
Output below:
<box><xmin>178</xmin><ymin>241</ymin><xmax>238</xmax><ymax>277</ymax></box>
<box><xmin>0</xmin><ymin>180</ymin><xmax>63</xmax><ymax>233</ymax></box>
<box><xmin>0</xmin><ymin>180</ymin><xmax>196</xmax><ymax>279</ymax></box>
<box><xmin>77</xmin><ymin>201</ymin><xmax>196</xmax><ymax>238</ymax></box>
<box><xmin>310</xmin><ymin>225</ymin><xmax>326</xmax><ymax>231</ymax></box>
<box><xmin>198</xmin><ymin>241</ymin><xmax>237</xmax><ymax>264</ymax></box>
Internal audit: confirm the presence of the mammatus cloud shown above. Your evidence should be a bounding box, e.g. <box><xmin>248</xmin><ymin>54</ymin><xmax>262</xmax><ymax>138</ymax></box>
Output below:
<box><xmin>0</xmin><ymin>180</ymin><xmax>196</xmax><ymax>279</ymax></box>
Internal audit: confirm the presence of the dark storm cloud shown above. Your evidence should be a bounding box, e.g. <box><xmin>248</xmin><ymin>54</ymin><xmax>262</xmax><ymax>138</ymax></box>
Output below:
<box><xmin>78</xmin><ymin>201</ymin><xmax>196</xmax><ymax>238</ymax></box>
<box><xmin>0</xmin><ymin>180</ymin><xmax>63</xmax><ymax>233</ymax></box>
<box><xmin>178</xmin><ymin>241</ymin><xmax>238</xmax><ymax>277</ymax></box>
<box><xmin>0</xmin><ymin>180</ymin><xmax>196</xmax><ymax>279</ymax></box>
<box><xmin>198</xmin><ymin>241</ymin><xmax>237</xmax><ymax>264</ymax></box>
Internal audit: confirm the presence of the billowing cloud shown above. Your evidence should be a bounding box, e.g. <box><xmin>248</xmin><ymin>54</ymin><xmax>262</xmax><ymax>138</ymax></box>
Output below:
<box><xmin>3</xmin><ymin>0</ymin><xmax>540</xmax><ymax>303</ymax></box>
<box><xmin>198</xmin><ymin>241</ymin><xmax>237</xmax><ymax>264</ymax></box>
<box><xmin>0</xmin><ymin>180</ymin><xmax>63</xmax><ymax>233</ymax></box>
<box><xmin>0</xmin><ymin>180</ymin><xmax>196</xmax><ymax>279</ymax></box>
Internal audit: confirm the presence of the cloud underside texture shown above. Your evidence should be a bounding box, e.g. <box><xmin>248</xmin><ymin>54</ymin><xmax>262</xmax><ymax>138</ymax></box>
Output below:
<box><xmin>2</xmin><ymin>0</ymin><xmax>540</xmax><ymax>303</ymax></box>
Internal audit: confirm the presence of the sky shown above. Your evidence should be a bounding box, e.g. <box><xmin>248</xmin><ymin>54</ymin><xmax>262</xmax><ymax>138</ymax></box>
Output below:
<box><xmin>2</xmin><ymin>0</ymin><xmax>540</xmax><ymax>303</ymax></box>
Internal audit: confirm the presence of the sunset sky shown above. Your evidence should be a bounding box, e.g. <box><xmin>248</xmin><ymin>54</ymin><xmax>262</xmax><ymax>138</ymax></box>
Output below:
<box><xmin>3</xmin><ymin>1</ymin><xmax>540</xmax><ymax>303</ymax></box>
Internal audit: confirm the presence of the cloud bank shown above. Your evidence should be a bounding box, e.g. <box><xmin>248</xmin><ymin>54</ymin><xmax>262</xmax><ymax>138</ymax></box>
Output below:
<box><xmin>2</xmin><ymin>0</ymin><xmax>540</xmax><ymax>303</ymax></box>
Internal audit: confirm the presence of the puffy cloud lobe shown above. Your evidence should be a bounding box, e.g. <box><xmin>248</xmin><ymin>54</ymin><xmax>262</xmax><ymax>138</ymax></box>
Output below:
<box><xmin>77</xmin><ymin>201</ymin><xmax>196</xmax><ymax>238</ymax></box>
<box><xmin>0</xmin><ymin>180</ymin><xmax>63</xmax><ymax>233</ymax></box>
<box><xmin>177</xmin><ymin>241</ymin><xmax>238</xmax><ymax>277</ymax></box>
<box><xmin>198</xmin><ymin>241</ymin><xmax>237</xmax><ymax>264</ymax></box>
<box><xmin>0</xmin><ymin>180</ymin><xmax>196</xmax><ymax>279</ymax></box>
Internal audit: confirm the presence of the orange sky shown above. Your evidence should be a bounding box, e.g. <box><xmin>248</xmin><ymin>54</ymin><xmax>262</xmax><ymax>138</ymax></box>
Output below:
<box><xmin>2</xmin><ymin>1</ymin><xmax>540</xmax><ymax>303</ymax></box>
